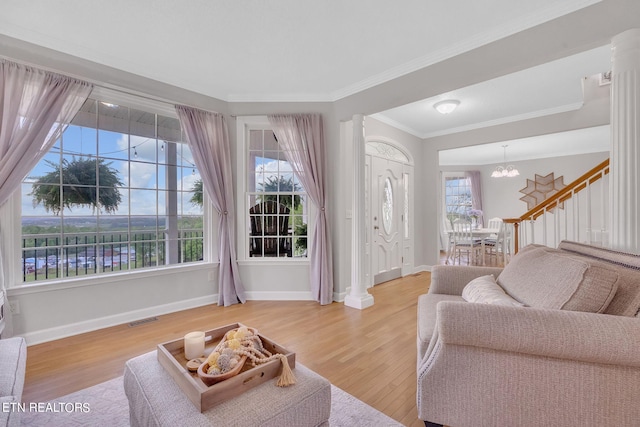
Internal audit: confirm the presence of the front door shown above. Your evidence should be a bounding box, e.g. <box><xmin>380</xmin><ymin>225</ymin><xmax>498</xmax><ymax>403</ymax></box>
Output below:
<box><xmin>371</xmin><ymin>156</ymin><xmax>403</xmax><ymax>284</ymax></box>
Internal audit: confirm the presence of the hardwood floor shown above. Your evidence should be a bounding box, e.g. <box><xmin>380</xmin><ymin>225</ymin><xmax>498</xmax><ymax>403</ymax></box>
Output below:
<box><xmin>23</xmin><ymin>271</ymin><xmax>431</xmax><ymax>427</ymax></box>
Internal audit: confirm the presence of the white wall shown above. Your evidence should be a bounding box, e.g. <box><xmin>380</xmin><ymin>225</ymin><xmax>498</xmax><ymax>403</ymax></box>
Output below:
<box><xmin>441</xmin><ymin>151</ymin><xmax>610</xmax><ymax>221</ymax></box>
<box><xmin>8</xmin><ymin>266</ymin><xmax>215</xmax><ymax>344</ymax></box>
<box><xmin>0</xmin><ymin>31</ymin><xmax>614</xmax><ymax>344</ymax></box>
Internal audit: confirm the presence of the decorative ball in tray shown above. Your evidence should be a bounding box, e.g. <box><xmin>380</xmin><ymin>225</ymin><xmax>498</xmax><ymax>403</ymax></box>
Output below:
<box><xmin>197</xmin><ymin>326</ymin><xmax>296</xmax><ymax>387</ymax></box>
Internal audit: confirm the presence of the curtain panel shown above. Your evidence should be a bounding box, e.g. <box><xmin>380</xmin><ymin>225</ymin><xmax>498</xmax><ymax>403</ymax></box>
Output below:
<box><xmin>466</xmin><ymin>170</ymin><xmax>484</xmax><ymax>226</ymax></box>
<box><xmin>175</xmin><ymin>106</ymin><xmax>246</xmax><ymax>306</ymax></box>
<box><xmin>268</xmin><ymin>114</ymin><xmax>334</xmax><ymax>305</ymax></box>
<box><xmin>0</xmin><ymin>59</ymin><xmax>93</xmax><ymax>336</ymax></box>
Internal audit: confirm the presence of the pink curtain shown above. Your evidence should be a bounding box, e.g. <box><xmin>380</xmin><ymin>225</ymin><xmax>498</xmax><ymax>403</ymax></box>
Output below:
<box><xmin>0</xmin><ymin>60</ymin><xmax>93</xmax><ymax>207</ymax></box>
<box><xmin>466</xmin><ymin>170</ymin><xmax>484</xmax><ymax>226</ymax></box>
<box><xmin>0</xmin><ymin>60</ymin><xmax>92</xmax><ymax>336</ymax></box>
<box><xmin>175</xmin><ymin>106</ymin><xmax>245</xmax><ymax>306</ymax></box>
<box><xmin>268</xmin><ymin>114</ymin><xmax>333</xmax><ymax>305</ymax></box>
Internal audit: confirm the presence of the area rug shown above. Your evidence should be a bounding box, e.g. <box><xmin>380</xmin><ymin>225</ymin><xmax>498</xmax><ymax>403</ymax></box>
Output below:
<box><xmin>21</xmin><ymin>376</ymin><xmax>403</xmax><ymax>426</ymax></box>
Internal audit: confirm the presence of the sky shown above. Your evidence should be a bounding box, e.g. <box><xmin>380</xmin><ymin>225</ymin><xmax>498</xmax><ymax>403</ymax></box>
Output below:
<box><xmin>21</xmin><ymin>124</ymin><xmax>203</xmax><ymax>220</ymax></box>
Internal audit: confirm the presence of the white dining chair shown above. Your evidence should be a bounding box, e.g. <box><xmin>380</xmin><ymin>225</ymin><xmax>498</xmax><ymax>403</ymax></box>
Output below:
<box><xmin>451</xmin><ymin>219</ymin><xmax>482</xmax><ymax>265</ymax></box>
<box><xmin>487</xmin><ymin>217</ymin><xmax>503</xmax><ymax>230</ymax></box>
<box><xmin>484</xmin><ymin>218</ymin><xmax>509</xmax><ymax>265</ymax></box>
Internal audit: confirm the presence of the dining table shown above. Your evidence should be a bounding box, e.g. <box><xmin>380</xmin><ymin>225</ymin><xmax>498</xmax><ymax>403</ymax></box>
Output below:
<box><xmin>447</xmin><ymin>227</ymin><xmax>500</xmax><ymax>266</ymax></box>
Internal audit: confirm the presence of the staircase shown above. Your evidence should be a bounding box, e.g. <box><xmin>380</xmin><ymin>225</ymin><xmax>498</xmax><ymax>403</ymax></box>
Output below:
<box><xmin>503</xmin><ymin>158</ymin><xmax>610</xmax><ymax>255</ymax></box>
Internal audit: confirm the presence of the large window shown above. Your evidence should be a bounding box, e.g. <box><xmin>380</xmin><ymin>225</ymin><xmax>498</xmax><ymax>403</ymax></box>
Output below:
<box><xmin>242</xmin><ymin>124</ymin><xmax>309</xmax><ymax>259</ymax></box>
<box><xmin>20</xmin><ymin>98</ymin><xmax>204</xmax><ymax>283</ymax></box>
<box><xmin>443</xmin><ymin>174</ymin><xmax>473</xmax><ymax>224</ymax></box>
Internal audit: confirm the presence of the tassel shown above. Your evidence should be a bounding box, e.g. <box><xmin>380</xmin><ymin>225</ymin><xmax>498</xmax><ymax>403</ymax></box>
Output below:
<box><xmin>276</xmin><ymin>354</ymin><xmax>296</xmax><ymax>387</ymax></box>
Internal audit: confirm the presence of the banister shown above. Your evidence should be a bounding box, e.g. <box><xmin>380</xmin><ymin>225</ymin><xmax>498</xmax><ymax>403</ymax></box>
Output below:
<box><xmin>503</xmin><ymin>158</ymin><xmax>610</xmax><ymax>254</ymax></box>
<box><xmin>519</xmin><ymin>158</ymin><xmax>609</xmax><ymax>221</ymax></box>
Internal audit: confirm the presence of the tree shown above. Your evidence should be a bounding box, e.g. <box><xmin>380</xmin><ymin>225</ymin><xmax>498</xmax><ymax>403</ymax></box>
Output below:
<box><xmin>190</xmin><ymin>179</ymin><xmax>203</xmax><ymax>207</ymax></box>
<box><xmin>30</xmin><ymin>157</ymin><xmax>123</xmax><ymax>214</ymax></box>
<box><xmin>257</xmin><ymin>175</ymin><xmax>301</xmax><ymax>210</ymax></box>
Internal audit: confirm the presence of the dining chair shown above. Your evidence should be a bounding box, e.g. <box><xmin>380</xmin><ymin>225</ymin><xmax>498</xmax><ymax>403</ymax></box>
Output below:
<box><xmin>484</xmin><ymin>219</ymin><xmax>509</xmax><ymax>265</ymax></box>
<box><xmin>442</xmin><ymin>216</ymin><xmax>455</xmax><ymax>264</ymax></box>
<box><xmin>451</xmin><ymin>218</ymin><xmax>482</xmax><ymax>265</ymax></box>
<box><xmin>487</xmin><ymin>217</ymin><xmax>503</xmax><ymax>230</ymax></box>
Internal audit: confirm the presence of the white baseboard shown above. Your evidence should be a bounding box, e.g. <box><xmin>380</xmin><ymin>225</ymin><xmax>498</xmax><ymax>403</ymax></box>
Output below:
<box><xmin>21</xmin><ymin>294</ymin><xmax>218</xmax><ymax>346</ymax></box>
<box><xmin>244</xmin><ymin>291</ymin><xmax>315</xmax><ymax>301</ymax></box>
<box><xmin>414</xmin><ymin>264</ymin><xmax>433</xmax><ymax>273</ymax></box>
<box><xmin>333</xmin><ymin>288</ymin><xmax>348</xmax><ymax>302</ymax></box>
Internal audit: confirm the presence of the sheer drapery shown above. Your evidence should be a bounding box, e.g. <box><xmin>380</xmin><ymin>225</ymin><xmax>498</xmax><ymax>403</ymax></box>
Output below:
<box><xmin>268</xmin><ymin>114</ymin><xmax>333</xmax><ymax>305</ymax></box>
<box><xmin>466</xmin><ymin>170</ymin><xmax>484</xmax><ymax>226</ymax></box>
<box><xmin>175</xmin><ymin>106</ymin><xmax>245</xmax><ymax>306</ymax></box>
<box><xmin>0</xmin><ymin>60</ymin><xmax>92</xmax><ymax>335</ymax></box>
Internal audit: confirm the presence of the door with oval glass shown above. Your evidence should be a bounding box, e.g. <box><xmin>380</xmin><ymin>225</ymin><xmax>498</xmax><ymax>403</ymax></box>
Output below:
<box><xmin>371</xmin><ymin>156</ymin><xmax>403</xmax><ymax>285</ymax></box>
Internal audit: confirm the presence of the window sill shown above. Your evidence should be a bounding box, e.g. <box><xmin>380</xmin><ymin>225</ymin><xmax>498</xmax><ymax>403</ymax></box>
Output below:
<box><xmin>237</xmin><ymin>258</ymin><xmax>309</xmax><ymax>267</ymax></box>
<box><xmin>7</xmin><ymin>262</ymin><xmax>217</xmax><ymax>296</ymax></box>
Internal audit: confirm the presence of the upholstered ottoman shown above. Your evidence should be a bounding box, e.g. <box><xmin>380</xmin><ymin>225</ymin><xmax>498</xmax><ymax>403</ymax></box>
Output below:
<box><xmin>123</xmin><ymin>351</ymin><xmax>331</xmax><ymax>427</ymax></box>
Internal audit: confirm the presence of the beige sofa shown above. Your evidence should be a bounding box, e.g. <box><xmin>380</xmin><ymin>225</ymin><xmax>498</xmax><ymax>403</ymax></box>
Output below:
<box><xmin>417</xmin><ymin>241</ymin><xmax>640</xmax><ymax>427</ymax></box>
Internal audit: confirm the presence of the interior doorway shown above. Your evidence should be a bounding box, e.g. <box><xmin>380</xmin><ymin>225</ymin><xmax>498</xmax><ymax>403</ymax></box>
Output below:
<box><xmin>365</xmin><ymin>138</ymin><xmax>413</xmax><ymax>286</ymax></box>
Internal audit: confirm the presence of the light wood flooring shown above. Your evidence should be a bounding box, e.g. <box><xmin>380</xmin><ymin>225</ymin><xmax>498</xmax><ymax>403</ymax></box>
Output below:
<box><xmin>23</xmin><ymin>271</ymin><xmax>431</xmax><ymax>427</ymax></box>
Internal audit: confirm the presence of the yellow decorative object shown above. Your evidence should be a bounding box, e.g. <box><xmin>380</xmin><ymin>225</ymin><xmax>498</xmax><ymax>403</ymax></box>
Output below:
<box><xmin>197</xmin><ymin>326</ymin><xmax>296</xmax><ymax>387</ymax></box>
<box><xmin>206</xmin><ymin>351</ymin><xmax>220</xmax><ymax>366</ymax></box>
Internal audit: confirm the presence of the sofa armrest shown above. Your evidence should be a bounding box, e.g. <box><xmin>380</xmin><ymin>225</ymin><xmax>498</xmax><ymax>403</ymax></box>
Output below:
<box><xmin>428</xmin><ymin>265</ymin><xmax>504</xmax><ymax>296</ymax></box>
<box><xmin>417</xmin><ymin>302</ymin><xmax>640</xmax><ymax>426</ymax></box>
<box><xmin>434</xmin><ymin>301</ymin><xmax>640</xmax><ymax>367</ymax></box>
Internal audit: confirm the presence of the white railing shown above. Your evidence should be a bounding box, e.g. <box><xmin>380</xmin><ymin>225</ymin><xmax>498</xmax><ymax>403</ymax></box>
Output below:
<box><xmin>504</xmin><ymin>159</ymin><xmax>610</xmax><ymax>256</ymax></box>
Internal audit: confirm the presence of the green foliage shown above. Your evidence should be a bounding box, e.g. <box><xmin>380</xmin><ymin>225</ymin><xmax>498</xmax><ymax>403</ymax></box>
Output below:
<box><xmin>294</xmin><ymin>222</ymin><xmax>307</xmax><ymax>253</ymax></box>
<box><xmin>30</xmin><ymin>157</ymin><xmax>123</xmax><ymax>214</ymax></box>
<box><xmin>257</xmin><ymin>175</ymin><xmax>301</xmax><ymax>210</ymax></box>
<box><xmin>190</xmin><ymin>179</ymin><xmax>203</xmax><ymax>207</ymax></box>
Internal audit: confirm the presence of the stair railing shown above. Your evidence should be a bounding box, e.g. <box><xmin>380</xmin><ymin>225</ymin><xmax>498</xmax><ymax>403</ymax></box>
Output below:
<box><xmin>503</xmin><ymin>158</ymin><xmax>610</xmax><ymax>256</ymax></box>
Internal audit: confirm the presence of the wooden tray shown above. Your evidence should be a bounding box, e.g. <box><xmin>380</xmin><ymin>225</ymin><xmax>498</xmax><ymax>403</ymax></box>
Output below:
<box><xmin>157</xmin><ymin>323</ymin><xmax>296</xmax><ymax>412</ymax></box>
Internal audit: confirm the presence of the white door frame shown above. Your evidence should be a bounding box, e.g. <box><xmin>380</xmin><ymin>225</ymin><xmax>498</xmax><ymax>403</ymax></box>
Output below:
<box><xmin>365</xmin><ymin>136</ymin><xmax>414</xmax><ymax>287</ymax></box>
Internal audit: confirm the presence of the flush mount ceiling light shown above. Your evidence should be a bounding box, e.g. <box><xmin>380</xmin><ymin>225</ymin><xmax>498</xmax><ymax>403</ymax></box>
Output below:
<box><xmin>433</xmin><ymin>99</ymin><xmax>460</xmax><ymax>114</ymax></box>
<box><xmin>491</xmin><ymin>145</ymin><xmax>520</xmax><ymax>178</ymax></box>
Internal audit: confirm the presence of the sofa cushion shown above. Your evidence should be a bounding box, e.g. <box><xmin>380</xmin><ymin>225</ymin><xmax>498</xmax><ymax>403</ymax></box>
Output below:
<box><xmin>558</xmin><ymin>240</ymin><xmax>640</xmax><ymax>317</ymax></box>
<box><xmin>462</xmin><ymin>275</ymin><xmax>526</xmax><ymax>307</ymax></box>
<box><xmin>497</xmin><ymin>245</ymin><xmax>619</xmax><ymax>313</ymax></box>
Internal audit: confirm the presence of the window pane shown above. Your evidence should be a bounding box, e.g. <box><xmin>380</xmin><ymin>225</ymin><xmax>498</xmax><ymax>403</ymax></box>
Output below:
<box><xmin>99</xmin><ymin>130</ymin><xmax>130</xmax><ymax>161</ymax></box>
<box><xmin>130</xmin><ymin>161</ymin><xmax>157</xmax><ymax>189</ymax></box>
<box><xmin>129</xmin><ymin>108</ymin><xmax>156</xmax><ymax>140</ymax></box>
<box><xmin>157</xmin><ymin>116</ymin><xmax>181</xmax><ymax>142</ymax></box>
<box><xmin>245</xmin><ymin>126</ymin><xmax>308</xmax><ymax>259</ymax></box>
<box><xmin>20</xmin><ymin>98</ymin><xmax>204</xmax><ymax>283</ymax></box>
<box><xmin>63</xmin><ymin>125</ymin><xmax>97</xmax><ymax>157</ymax></box>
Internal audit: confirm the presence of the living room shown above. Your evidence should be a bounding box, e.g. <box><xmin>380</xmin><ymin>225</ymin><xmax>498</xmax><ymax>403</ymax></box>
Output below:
<box><xmin>1</xmin><ymin>1</ymin><xmax>639</xmax><ymax>426</ymax></box>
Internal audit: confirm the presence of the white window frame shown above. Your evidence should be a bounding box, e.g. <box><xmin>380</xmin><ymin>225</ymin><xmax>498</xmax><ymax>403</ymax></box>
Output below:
<box><xmin>442</xmin><ymin>172</ymin><xmax>473</xmax><ymax>223</ymax></box>
<box><xmin>6</xmin><ymin>87</ymin><xmax>214</xmax><ymax>289</ymax></box>
<box><xmin>235</xmin><ymin>116</ymin><xmax>314</xmax><ymax>263</ymax></box>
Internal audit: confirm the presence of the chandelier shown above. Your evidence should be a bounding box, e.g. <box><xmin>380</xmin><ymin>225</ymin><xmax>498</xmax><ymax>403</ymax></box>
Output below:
<box><xmin>491</xmin><ymin>145</ymin><xmax>520</xmax><ymax>178</ymax></box>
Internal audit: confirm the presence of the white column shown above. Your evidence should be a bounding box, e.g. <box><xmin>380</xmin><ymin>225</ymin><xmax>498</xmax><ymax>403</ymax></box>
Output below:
<box><xmin>345</xmin><ymin>114</ymin><xmax>374</xmax><ymax>309</ymax></box>
<box><xmin>610</xmin><ymin>29</ymin><xmax>640</xmax><ymax>253</ymax></box>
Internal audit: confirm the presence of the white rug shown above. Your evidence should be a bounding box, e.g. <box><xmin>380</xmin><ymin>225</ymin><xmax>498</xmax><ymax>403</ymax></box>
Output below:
<box><xmin>21</xmin><ymin>376</ymin><xmax>403</xmax><ymax>426</ymax></box>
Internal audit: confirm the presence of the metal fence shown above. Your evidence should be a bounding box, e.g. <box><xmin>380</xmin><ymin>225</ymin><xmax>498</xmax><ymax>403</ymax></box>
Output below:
<box><xmin>21</xmin><ymin>230</ymin><xmax>204</xmax><ymax>283</ymax></box>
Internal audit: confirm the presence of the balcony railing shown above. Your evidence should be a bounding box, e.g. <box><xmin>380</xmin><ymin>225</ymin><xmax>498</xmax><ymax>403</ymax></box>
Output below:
<box><xmin>21</xmin><ymin>230</ymin><xmax>204</xmax><ymax>283</ymax></box>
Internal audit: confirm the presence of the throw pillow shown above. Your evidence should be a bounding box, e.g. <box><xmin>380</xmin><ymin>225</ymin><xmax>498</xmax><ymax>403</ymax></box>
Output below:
<box><xmin>462</xmin><ymin>275</ymin><xmax>526</xmax><ymax>307</ymax></box>
<box><xmin>497</xmin><ymin>245</ymin><xmax>619</xmax><ymax>313</ymax></box>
